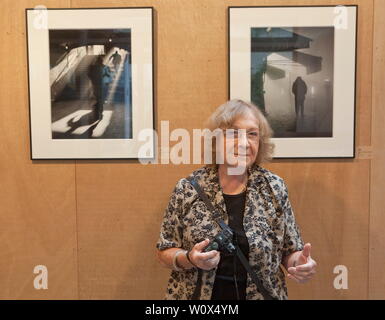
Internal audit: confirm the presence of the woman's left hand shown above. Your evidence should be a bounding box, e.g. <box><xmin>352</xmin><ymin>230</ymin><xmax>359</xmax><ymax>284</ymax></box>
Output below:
<box><xmin>287</xmin><ymin>243</ymin><xmax>317</xmax><ymax>284</ymax></box>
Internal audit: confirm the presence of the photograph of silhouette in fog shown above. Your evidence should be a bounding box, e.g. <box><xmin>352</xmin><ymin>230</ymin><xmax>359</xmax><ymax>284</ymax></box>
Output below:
<box><xmin>251</xmin><ymin>27</ymin><xmax>334</xmax><ymax>138</ymax></box>
<box><xmin>49</xmin><ymin>29</ymin><xmax>132</xmax><ymax>139</ymax></box>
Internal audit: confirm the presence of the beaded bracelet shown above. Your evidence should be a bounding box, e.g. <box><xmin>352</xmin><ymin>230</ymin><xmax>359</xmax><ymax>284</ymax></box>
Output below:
<box><xmin>172</xmin><ymin>249</ymin><xmax>187</xmax><ymax>271</ymax></box>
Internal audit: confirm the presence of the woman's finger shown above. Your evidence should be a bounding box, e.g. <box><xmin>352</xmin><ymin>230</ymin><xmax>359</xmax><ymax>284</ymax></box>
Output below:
<box><xmin>289</xmin><ymin>270</ymin><xmax>307</xmax><ymax>281</ymax></box>
<box><xmin>287</xmin><ymin>273</ymin><xmax>301</xmax><ymax>283</ymax></box>
<box><xmin>290</xmin><ymin>270</ymin><xmax>315</xmax><ymax>282</ymax></box>
<box><xmin>204</xmin><ymin>254</ymin><xmax>220</xmax><ymax>267</ymax></box>
<box><xmin>290</xmin><ymin>269</ymin><xmax>316</xmax><ymax>277</ymax></box>
<box><xmin>296</xmin><ymin>260</ymin><xmax>316</xmax><ymax>272</ymax></box>
<box><xmin>203</xmin><ymin>252</ymin><xmax>220</xmax><ymax>269</ymax></box>
<box><xmin>287</xmin><ymin>267</ymin><xmax>297</xmax><ymax>274</ymax></box>
<box><xmin>198</xmin><ymin>250</ymin><xmax>219</xmax><ymax>261</ymax></box>
<box><xmin>209</xmin><ymin>256</ymin><xmax>220</xmax><ymax>268</ymax></box>
<box><xmin>194</xmin><ymin>239</ymin><xmax>210</xmax><ymax>251</ymax></box>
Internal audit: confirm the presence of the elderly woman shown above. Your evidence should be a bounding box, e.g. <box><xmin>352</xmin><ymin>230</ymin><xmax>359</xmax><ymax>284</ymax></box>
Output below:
<box><xmin>156</xmin><ymin>99</ymin><xmax>316</xmax><ymax>300</ymax></box>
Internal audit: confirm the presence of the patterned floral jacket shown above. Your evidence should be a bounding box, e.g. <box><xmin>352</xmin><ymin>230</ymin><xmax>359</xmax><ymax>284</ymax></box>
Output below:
<box><xmin>156</xmin><ymin>163</ymin><xmax>304</xmax><ymax>300</ymax></box>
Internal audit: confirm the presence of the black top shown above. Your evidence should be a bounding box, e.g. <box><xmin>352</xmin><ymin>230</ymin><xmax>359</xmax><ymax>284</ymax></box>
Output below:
<box><xmin>215</xmin><ymin>190</ymin><xmax>249</xmax><ymax>282</ymax></box>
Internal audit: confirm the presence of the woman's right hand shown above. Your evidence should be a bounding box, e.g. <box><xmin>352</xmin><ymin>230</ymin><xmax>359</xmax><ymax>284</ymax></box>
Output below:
<box><xmin>188</xmin><ymin>239</ymin><xmax>221</xmax><ymax>271</ymax></box>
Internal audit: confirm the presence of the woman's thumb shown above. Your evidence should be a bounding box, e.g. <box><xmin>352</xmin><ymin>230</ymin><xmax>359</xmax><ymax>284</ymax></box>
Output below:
<box><xmin>194</xmin><ymin>239</ymin><xmax>210</xmax><ymax>252</ymax></box>
<box><xmin>302</xmin><ymin>243</ymin><xmax>311</xmax><ymax>258</ymax></box>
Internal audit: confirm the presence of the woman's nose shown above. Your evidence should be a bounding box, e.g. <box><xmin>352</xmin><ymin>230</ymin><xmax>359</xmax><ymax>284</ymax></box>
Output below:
<box><xmin>237</xmin><ymin>134</ymin><xmax>250</xmax><ymax>148</ymax></box>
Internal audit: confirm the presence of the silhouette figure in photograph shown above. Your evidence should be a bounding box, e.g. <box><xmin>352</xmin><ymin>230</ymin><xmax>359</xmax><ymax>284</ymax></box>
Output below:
<box><xmin>109</xmin><ymin>50</ymin><xmax>122</xmax><ymax>73</ymax></box>
<box><xmin>88</xmin><ymin>55</ymin><xmax>112</xmax><ymax>121</ymax></box>
<box><xmin>292</xmin><ymin>76</ymin><xmax>308</xmax><ymax>118</ymax></box>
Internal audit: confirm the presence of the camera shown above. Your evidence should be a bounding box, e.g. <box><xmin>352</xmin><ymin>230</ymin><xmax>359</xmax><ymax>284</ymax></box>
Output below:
<box><xmin>203</xmin><ymin>224</ymin><xmax>236</xmax><ymax>253</ymax></box>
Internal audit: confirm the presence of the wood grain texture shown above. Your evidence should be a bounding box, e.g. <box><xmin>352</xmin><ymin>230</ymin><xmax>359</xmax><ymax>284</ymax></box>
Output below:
<box><xmin>369</xmin><ymin>0</ymin><xmax>385</xmax><ymax>300</ymax></box>
<box><xmin>0</xmin><ymin>0</ymin><xmax>377</xmax><ymax>299</ymax></box>
<box><xmin>268</xmin><ymin>161</ymin><xmax>370</xmax><ymax>299</ymax></box>
<box><xmin>0</xmin><ymin>0</ymin><xmax>78</xmax><ymax>299</ymax></box>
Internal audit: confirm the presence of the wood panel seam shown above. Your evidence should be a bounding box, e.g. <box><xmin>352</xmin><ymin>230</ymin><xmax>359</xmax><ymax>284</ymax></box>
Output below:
<box><xmin>368</xmin><ymin>0</ymin><xmax>375</xmax><ymax>300</ymax></box>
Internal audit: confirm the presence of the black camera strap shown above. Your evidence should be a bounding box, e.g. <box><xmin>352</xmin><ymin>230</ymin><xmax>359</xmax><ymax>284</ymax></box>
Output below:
<box><xmin>234</xmin><ymin>247</ymin><xmax>274</xmax><ymax>300</ymax></box>
<box><xmin>187</xmin><ymin>176</ymin><xmax>228</xmax><ymax>230</ymax></box>
<box><xmin>186</xmin><ymin>176</ymin><xmax>275</xmax><ymax>300</ymax></box>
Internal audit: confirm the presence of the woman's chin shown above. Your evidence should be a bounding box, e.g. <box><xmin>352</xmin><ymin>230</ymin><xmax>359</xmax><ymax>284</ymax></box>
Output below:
<box><xmin>222</xmin><ymin>161</ymin><xmax>248</xmax><ymax>174</ymax></box>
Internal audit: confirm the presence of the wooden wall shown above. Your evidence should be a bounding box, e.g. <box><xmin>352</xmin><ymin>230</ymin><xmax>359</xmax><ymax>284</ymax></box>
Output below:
<box><xmin>369</xmin><ymin>0</ymin><xmax>385</xmax><ymax>300</ymax></box>
<box><xmin>0</xmin><ymin>0</ymin><xmax>383</xmax><ymax>299</ymax></box>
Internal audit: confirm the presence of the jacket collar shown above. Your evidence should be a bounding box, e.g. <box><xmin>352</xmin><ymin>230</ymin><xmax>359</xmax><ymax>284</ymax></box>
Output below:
<box><xmin>194</xmin><ymin>163</ymin><xmax>267</xmax><ymax>222</ymax></box>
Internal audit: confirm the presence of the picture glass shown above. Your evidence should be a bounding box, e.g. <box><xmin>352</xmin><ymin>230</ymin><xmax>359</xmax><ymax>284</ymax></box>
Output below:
<box><xmin>49</xmin><ymin>29</ymin><xmax>132</xmax><ymax>139</ymax></box>
<box><xmin>251</xmin><ymin>27</ymin><xmax>334</xmax><ymax>138</ymax></box>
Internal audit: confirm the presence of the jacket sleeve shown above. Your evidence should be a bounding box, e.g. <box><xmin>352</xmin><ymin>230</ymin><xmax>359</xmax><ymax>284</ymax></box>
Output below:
<box><xmin>156</xmin><ymin>178</ymin><xmax>185</xmax><ymax>251</ymax></box>
<box><xmin>280</xmin><ymin>180</ymin><xmax>304</xmax><ymax>258</ymax></box>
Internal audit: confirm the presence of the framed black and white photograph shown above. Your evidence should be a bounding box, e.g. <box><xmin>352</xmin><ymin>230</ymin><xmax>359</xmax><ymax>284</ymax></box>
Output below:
<box><xmin>26</xmin><ymin>7</ymin><xmax>154</xmax><ymax>159</ymax></box>
<box><xmin>229</xmin><ymin>6</ymin><xmax>357</xmax><ymax>158</ymax></box>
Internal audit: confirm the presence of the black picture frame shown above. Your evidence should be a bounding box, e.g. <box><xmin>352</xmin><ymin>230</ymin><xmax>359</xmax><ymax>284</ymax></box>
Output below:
<box><xmin>26</xmin><ymin>7</ymin><xmax>155</xmax><ymax>160</ymax></box>
<box><xmin>228</xmin><ymin>5</ymin><xmax>358</xmax><ymax>159</ymax></box>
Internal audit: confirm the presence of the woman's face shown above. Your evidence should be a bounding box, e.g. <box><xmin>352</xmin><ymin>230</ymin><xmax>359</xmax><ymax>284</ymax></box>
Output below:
<box><xmin>219</xmin><ymin>111</ymin><xmax>260</xmax><ymax>172</ymax></box>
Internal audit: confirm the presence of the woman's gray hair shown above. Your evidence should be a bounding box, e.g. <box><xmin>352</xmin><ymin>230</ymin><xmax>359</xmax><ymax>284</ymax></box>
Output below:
<box><xmin>202</xmin><ymin>99</ymin><xmax>275</xmax><ymax>166</ymax></box>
